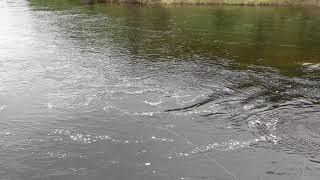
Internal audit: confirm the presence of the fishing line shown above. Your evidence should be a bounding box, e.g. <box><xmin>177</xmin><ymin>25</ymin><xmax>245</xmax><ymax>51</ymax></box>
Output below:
<box><xmin>150</xmin><ymin>125</ymin><xmax>240</xmax><ymax>180</ymax></box>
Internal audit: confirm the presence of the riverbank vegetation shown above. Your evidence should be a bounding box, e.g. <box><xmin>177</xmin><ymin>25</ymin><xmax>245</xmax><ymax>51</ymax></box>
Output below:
<box><xmin>80</xmin><ymin>0</ymin><xmax>320</xmax><ymax>6</ymax></box>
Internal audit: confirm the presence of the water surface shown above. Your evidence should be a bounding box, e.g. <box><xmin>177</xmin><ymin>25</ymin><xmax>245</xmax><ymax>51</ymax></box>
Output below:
<box><xmin>0</xmin><ymin>0</ymin><xmax>320</xmax><ymax>179</ymax></box>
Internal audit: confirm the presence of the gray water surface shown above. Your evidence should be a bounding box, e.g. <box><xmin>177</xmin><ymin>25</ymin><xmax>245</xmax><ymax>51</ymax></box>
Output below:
<box><xmin>1</xmin><ymin>0</ymin><xmax>320</xmax><ymax>180</ymax></box>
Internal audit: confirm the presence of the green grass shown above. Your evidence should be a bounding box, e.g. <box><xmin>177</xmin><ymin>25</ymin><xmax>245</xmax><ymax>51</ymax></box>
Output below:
<box><xmin>93</xmin><ymin>0</ymin><xmax>319</xmax><ymax>5</ymax></box>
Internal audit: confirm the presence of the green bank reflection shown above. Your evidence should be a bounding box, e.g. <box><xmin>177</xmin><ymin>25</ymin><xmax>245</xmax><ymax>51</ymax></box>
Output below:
<box><xmin>30</xmin><ymin>0</ymin><xmax>320</xmax><ymax>76</ymax></box>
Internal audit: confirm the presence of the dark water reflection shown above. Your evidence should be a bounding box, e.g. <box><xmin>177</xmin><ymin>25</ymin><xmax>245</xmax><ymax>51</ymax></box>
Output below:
<box><xmin>0</xmin><ymin>0</ymin><xmax>320</xmax><ymax>179</ymax></box>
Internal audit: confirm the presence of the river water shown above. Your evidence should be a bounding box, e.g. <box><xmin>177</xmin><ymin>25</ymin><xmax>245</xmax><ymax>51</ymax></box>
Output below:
<box><xmin>1</xmin><ymin>0</ymin><xmax>320</xmax><ymax>179</ymax></box>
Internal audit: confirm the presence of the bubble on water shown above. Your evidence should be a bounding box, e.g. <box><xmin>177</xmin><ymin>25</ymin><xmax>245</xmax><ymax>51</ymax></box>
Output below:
<box><xmin>165</xmin><ymin>124</ymin><xmax>175</xmax><ymax>128</ymax></box>
<box><xmin>34</xmin><ymin>151</ymin><xmax>84</xmax><ymax>160</ymax></box>
<box><xmin>243</xmin><ymin>104</ymin><xmax>254</xmax><ymax>110</ymax></box>
<box><xmin>47</xmin><ymin>103</ymin><xmax>53</xmax><ymax>109</ymax></box>
<box><xmin>53</xmin><ymin>129</ymin><xmax>71</xmax><ymax>135</ymax></box>
<box><xmin>103</xmin><ymin>106</ymin><xmax>108</xmax><ymax>110</ymax></box>
<box><xmin>50</xmin><ymin>129</ymin><xmax>151</xmax><ymax>145</ymax></box>
<box><xmin>112</xmin><ymin>160</ymin><xmax>119</xmax><ymax>164</ymax></box>
<box><xmin>0</xmin><ymin>130</ymin><xmax>13</xmax><ymax>136</ymax></box>
<box><xmin>146</xmin><ymin>136</ymin><xmax>174</xmax><ymax>143</ymax></box>
<box><xmin>248</xmin><ymin>120</ymin><xmax>261</xmax><ymax>128</ymax></box>
<box><xmin>0</xmin><ymin>105</ymin><xmax>6</xmax><ymax>111</ymax></box>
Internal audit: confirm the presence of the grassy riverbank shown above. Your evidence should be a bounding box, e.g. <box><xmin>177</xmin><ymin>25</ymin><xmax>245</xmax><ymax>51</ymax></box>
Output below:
<box><xmin>87</xmin><ymin>0</ymin><xmax>320</xmax><ymax>6</ymax></box>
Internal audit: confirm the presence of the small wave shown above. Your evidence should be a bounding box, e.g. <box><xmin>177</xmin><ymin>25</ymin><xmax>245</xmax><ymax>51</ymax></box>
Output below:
<box><xmin>189</xmin><ymin>136</ymin><xmax>275</xmax><ymax>155</ymax></box>
<box><xmin>103</xmin><ymin>105</ymin><xmax>160</xmax><ymax>116</ymax></box>
<box><xmin>302</xmin><ymin>63</ymin><xmax>320</xmax><ymax>72</ymax></box>
<box><xmin>45</xmin><ymin>167</ymin><xmax>88</xmax><ymax>176</ymax></box>
<box><xmin>49</xmin><ymin>129</ymin><xmax>175</xmax><ymax>145</ymax></box>
<box><xmin>133</xmin><ymin>111</ymin><xmax>161</xmax><ymax>116</ymax></box>
<box><xmin>32</xmin><ymin>151</ymin><xmax>84</xmax><ymax>160</ymax></box>
<box><xmin>110</xmin><ymin>88</ymin><xmax>167</xmax><ymax>95</ymax></box>
<box><xmin>168</xmin><ymin>136</ymin><xmax>278</xmax><ymax>161</ymax></box>
<box><xmin>279</xmin><ymin>44</ymin><xmax>297</xmax><ymax>47</ymax></box>
<box><xmin>143</xmin><ymin>100</ymin><xmax>162</xmax><ymax>106</ymax></box>
<box><xmin>246</xmin><ymin>100</ymin><xmax>320</xmax><ymax>156</ymax></box>
<box><xmin>165</xmin><ymin>96</ymin><xmax>216</xmax><ymax>112</ymax></box>
<box><xmin>50</xmin><ymin>129</ymin><xmax>115</xmax><ymax>144</ymax></box>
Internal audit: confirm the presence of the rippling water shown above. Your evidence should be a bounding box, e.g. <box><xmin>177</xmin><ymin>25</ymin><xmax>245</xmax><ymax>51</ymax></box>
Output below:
<box><xmin>1</xmin><ymin>0</ymin><xmax>320</xmax><ymax>179</ymax></box>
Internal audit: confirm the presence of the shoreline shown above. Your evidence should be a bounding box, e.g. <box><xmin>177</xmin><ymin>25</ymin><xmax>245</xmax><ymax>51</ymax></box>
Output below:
<box><xmin>82</xmin><ymin>0</ymin><xmax>320</xmax><ymax>6</ymax></box>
